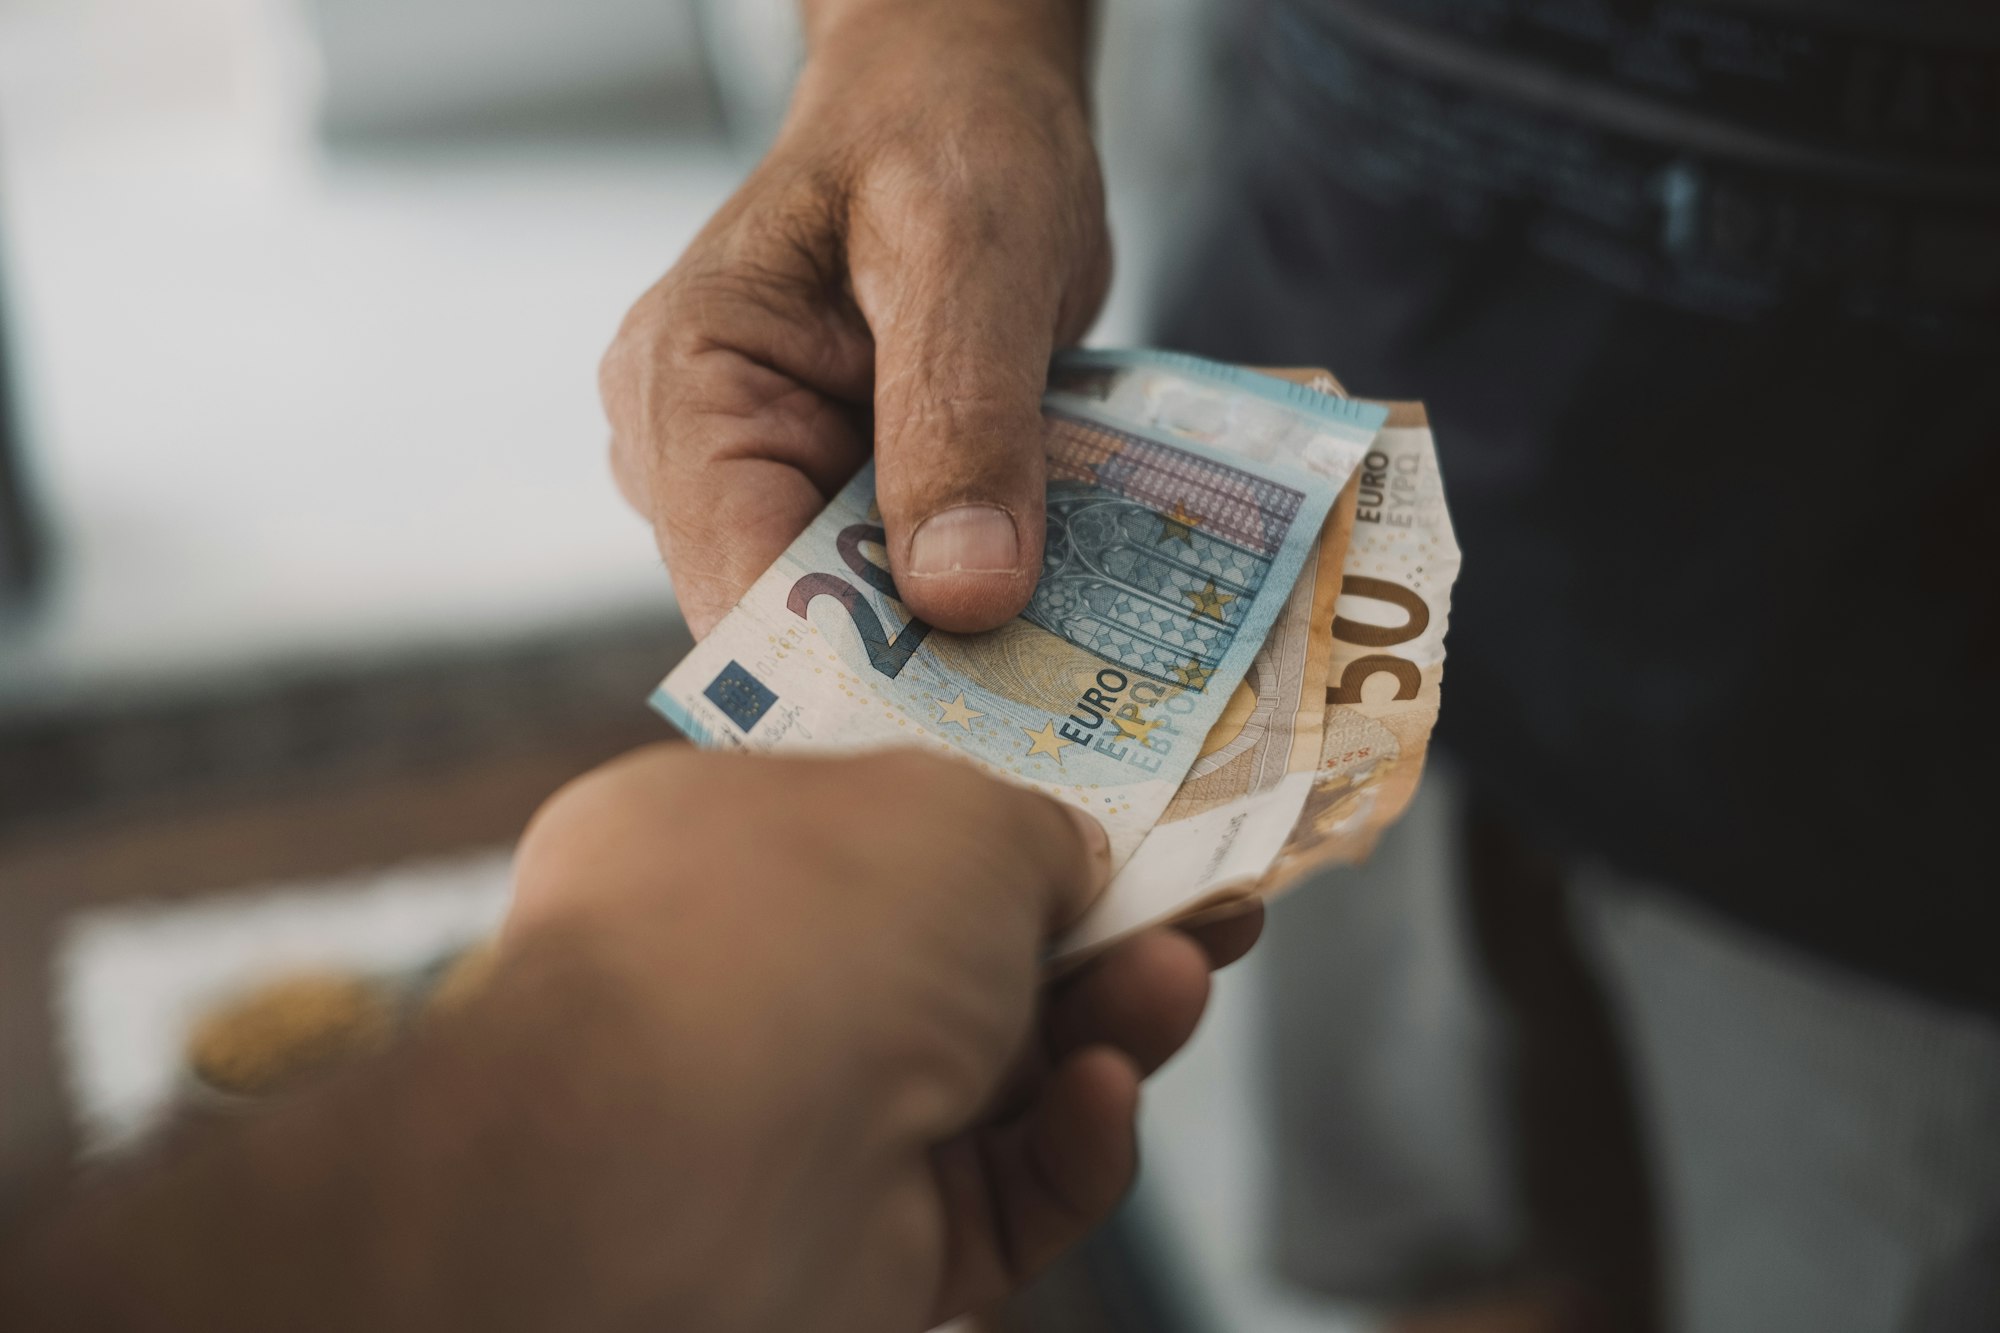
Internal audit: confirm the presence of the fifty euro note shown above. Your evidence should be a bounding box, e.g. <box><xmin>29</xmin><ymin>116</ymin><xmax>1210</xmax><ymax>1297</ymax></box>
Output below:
<box><xmin>1043</xmin><ymin>351</ymin><xmax>1388</xmax><ymax>950</ymax></box>
<box><xmin>1046</xmin><ymin>353</ymin><xmax>1459</xmax><ymax>950</ymax></box>
<box><xmin>651</xmin><ymin>396</ymin><xmax>1344</xmax><ymax>873</ymax></box>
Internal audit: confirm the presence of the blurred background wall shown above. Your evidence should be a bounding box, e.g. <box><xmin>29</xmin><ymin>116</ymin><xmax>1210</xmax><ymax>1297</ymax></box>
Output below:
<box><xmin>0</xmin><ymin>0</ymin><xmax>1219</xmax><ymax>701</ymax></box>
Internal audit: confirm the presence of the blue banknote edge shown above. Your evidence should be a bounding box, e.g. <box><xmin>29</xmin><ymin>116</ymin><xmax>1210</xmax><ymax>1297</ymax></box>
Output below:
<box><xmin>650</xmin><ymin>685</ymin><xmax>723</xmax><ymax>747</ymax></box>
<box><xmin>1054</xmin><ymin>348</ymin><xmax>1390</xmax><ymax>433</ymax></box>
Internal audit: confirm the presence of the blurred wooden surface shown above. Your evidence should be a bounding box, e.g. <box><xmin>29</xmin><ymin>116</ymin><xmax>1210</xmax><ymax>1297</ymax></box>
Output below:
<box><xmin>0</xmin><ymin>616</ymin><xmax>686</xmax><ymax>1215</ymax></box>
<box><xmin>0</xmin><ymin>609</ymin><xmax>1159</xmax><ymax>1333</ymax></box>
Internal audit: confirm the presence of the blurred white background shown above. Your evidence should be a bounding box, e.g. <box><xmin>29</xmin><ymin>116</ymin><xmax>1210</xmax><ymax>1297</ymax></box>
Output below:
<box><xmin>0</xmin><ymin>0</ymin><xmax>1220</xmax><ymax>706</ymax></box>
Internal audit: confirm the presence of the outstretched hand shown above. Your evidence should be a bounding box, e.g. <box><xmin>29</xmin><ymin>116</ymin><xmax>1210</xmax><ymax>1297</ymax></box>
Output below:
<box><xmin>509</xmin><ymin>746</ymin><xmax>1260</xmax><ymax>1330</ymax></box>
<box><xmin>0</xmin><ymin>747</ymin><xmax>1258</xmax><ymax>1333</ymax></box>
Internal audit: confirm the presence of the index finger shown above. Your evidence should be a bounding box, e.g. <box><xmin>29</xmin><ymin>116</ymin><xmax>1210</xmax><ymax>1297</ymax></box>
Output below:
<box><xmin>646</xmin><ymin>356</ymin><xmax>866</xmax><ymax>637</ymax></box>
<box><xmin>600</xmin><ymin>225</ymin><xmax>875</xmax><ymax>636</ymax></box>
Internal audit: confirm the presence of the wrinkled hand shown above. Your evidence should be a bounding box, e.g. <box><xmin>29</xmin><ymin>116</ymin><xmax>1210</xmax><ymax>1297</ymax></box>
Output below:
<box><xmin>601</xmin><ymin>0</ymin><xmax>1110</xmax><ymax>636</ymax></box>
<box><xmin>508</xmin><ymin>746</ymin><xmax>1259</xmax><ymax>1332</ymax></box>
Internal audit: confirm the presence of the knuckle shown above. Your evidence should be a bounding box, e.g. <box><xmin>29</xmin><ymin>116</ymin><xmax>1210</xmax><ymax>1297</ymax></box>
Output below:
<box><xmin>919</xmin><ymin>1033</ymin><xmax>1006</xmax><ymax>1121</ymax></box>
<box><xmin>871</xmin><ymin>149</ymin><xmax>1011</xmax><ymax>253</ymax></box>
<box><xmin>998</xmin><ymin>790</ymin><xmax>1065</xmax><ymax>863</ymax></box>
<box><xmin>599</xmin><ymin>187</ymin><xmax>834</xmax><ymax>418</ymax></box>
<box><xmin>838</xmin><ymin>752</ymin><xmax>1008</xmax><ymax>862</ymax></box>
<box><xmin>597</xmin><ymin>289</ymin><xmax>688</xmax><ymax>452</ymax></box>
<box><xmin>597</xmin><ymin>318</ymin><xmax>647</xmax><ymax>422</ymax></box>
<box><xmin>848</xmin><ymin>747</ymin><xmax>963</xmax><ymax>803</ymax></box>
<box><xmin>519</xmin><ymin>745</ymin><xmax>687</xmax><ymax>866</ymax></box>
<box><xmin>865</xmin><ymin>96</ymin><xmax>1093</xmax><ymax>248</ymax></box>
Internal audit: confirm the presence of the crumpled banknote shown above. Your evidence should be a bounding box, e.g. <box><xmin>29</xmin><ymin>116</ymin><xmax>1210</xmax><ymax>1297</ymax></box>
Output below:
<box><xmin>653</xmin><ymin>350</ymin><xmax>1459</xmax><ymax>960</ymax></box>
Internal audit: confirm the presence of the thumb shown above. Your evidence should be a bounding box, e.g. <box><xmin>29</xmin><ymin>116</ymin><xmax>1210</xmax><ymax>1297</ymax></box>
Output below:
<box><xmin>853</xmin><ymin>213</ymin><xmax>1072</xmax><ymax>634</ymax></box>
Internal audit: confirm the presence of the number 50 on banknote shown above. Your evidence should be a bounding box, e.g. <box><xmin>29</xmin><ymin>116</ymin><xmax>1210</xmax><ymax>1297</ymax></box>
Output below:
<box><xmin>653</xmin><ymin>351</ymin><xmax>1456</xmax><ymax>961</ymax></box>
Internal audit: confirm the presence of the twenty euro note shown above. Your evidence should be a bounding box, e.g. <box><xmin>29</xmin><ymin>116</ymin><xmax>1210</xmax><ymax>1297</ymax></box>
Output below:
<box><xmin>651</xmin><ymin>350</ymin><xmax>1458</xmax><ymax>961</ymax></box>
<box><xmin>653</xmin><ymin>394</ymin><xmax>1342</xmax><ymax>876</ymax></box>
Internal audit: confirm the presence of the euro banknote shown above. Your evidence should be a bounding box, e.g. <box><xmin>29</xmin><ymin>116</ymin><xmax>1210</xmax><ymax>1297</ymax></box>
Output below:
<box><xmin>1262</xmin><ymin>392</ymin><xmax>1457</xmax><ymax>888</ymax></box>
<box><xmin>651</xmin><ymin>396</ymin><xmax>1345</xmax><ymax>868</ymax></box>
<box><xmin>1054</xmin><ymin>356</ymin><xmax>1458</xmax><ymax>947</ymax></box>
<box><xmin>1041</xmin><ymin>352</ymin><xmax>1384</xmax><ymax>953</ymax></box>
<box><xmin>651</xmin><ymin>350</ymin><xmax>1457</xmax><ymax>961</ymax></box>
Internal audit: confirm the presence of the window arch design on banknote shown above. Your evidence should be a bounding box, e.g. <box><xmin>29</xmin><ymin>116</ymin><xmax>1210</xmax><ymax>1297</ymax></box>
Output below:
<box><xmin>1025</xmin><ymin>410</ymin><xmax>1300</xmax><ymax>688</ymax></box>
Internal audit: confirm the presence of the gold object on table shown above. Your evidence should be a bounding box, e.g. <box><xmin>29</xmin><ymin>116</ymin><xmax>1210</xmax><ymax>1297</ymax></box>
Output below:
<box><xmin>425</xmin><ymin>942</ymin><xmax>499</xmax><ymax>1015</ymax></box>
<box><xmin>186</xmin><ymin>972</ymin><xmax>396</xmax><ymax>1097</ymax></box>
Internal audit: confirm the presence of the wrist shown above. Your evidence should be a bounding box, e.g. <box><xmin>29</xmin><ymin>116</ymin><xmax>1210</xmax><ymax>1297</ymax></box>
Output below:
<box><xmin>799</xmin><ymin>0</ymin><xmax>1093</xmax><ymax>105</ymax></box>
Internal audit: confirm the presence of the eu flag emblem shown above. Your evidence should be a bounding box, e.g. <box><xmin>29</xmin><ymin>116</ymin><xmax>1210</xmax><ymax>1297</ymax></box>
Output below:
<box><xmin>704</xmin><ymin>660</ymin><xmax>778</xmax><ymax>733</ymax></box>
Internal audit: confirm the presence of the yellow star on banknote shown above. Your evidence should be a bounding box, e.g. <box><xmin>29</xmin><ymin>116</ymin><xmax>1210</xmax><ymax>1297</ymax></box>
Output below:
<box><xmin>1155</xmin><ymin>500</ymin><xmax>1203</xmax><ymax>545</ymax></box>
<box><xmin>934</xmin><ymin>692</ymin><xmax>984</xmax><ymax>730</ymax></box>
<box><xmin>1022</xmin><ymin>720</ymin><xmax>1074</xmax><ymax>763</ymax></box>
<box><xmin>1172</xmin><ymin>658</ymin><xmax>1216</xmax><ymax>689</ymax></box>
<box><xmin>1186</xmin><ymin>578</ymin><xmax>1236</xmax><ymax>620</ymax></box>
<box><xmin>1114</xmin><ymin>712</ymin><xmax>1162</xmax><ymax>743</ymax></box>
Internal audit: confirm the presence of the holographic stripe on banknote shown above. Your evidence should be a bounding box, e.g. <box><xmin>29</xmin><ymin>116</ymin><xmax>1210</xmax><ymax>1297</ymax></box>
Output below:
<box><xmin>1029</xmin><ymin>406</ymin><xmax>1305</xmax><ymax>686</ymax></box>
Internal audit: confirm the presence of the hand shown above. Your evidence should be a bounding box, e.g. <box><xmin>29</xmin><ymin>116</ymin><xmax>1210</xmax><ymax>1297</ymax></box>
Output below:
<box><xmin>0</xmin><ymin>746</ymin><xmax>1259</xmax><ymax>1333</ymax></box>
<box><xmin>505</xmin><ymin>746</ymin><xmax>1261</xmax><ymax>1331</ymax></box>
<box><xmin>601</xmin><ymin>0</ymin><xmax>1110</xmax><ymax>636</ymax></box>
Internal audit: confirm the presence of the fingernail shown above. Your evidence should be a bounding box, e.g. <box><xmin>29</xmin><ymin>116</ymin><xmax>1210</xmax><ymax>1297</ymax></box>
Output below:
<box><xmin>1064</xmin><ymin>805</ymin><xmax>1112</xmax><ymax>885</ymax></box>
<box><xmin>909</xmin><ymin>505</ymin><xmax>1019</xmax><ymax>577</ymax></box>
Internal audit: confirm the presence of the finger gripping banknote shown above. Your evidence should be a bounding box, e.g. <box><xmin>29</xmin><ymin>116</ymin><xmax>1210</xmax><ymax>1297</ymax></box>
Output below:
<box><xmin>653</xmin><ymin>399</ymin><xmax>1343</xmax><ymax>868</ymax></box>
<box><xmin>652</xmin><ymin>350</ymin><xmax>1458</xmax><ymax>963</ymax></box>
